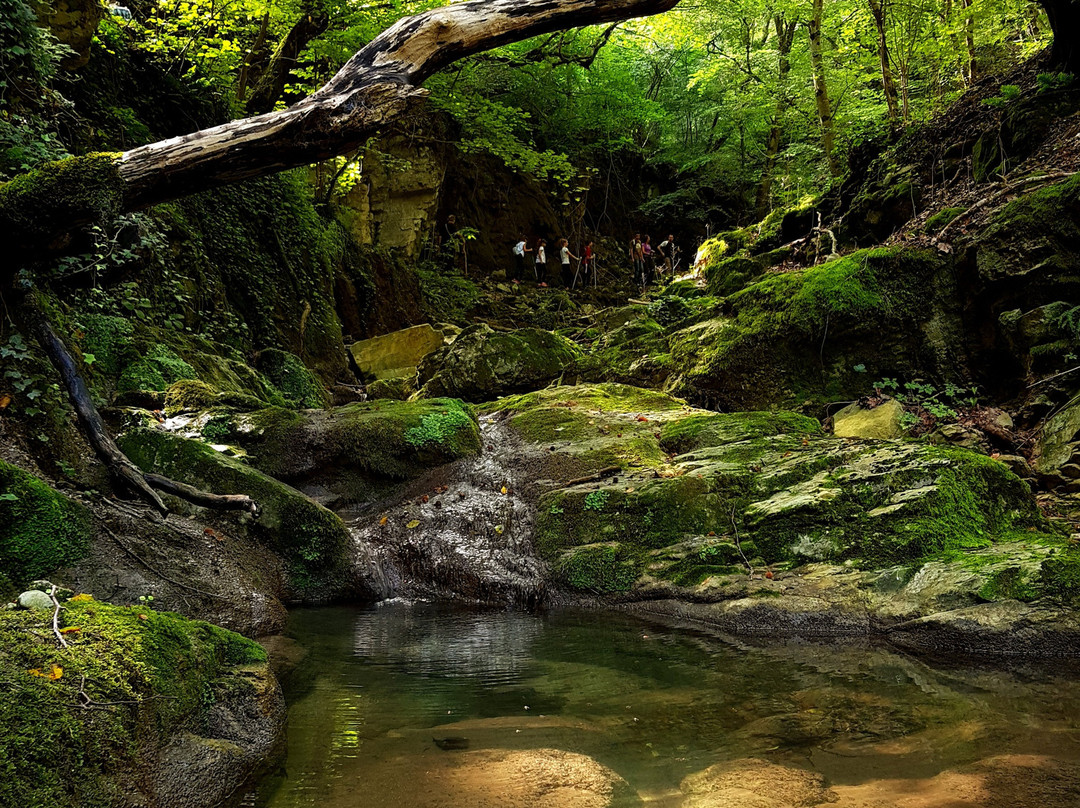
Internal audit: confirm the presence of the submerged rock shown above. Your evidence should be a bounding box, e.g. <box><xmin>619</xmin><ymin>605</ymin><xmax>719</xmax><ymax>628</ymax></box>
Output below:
<box><xmin>681</xmin><ymin>758</ymin><xmax>836</xmax><ymax>808</ymax></box>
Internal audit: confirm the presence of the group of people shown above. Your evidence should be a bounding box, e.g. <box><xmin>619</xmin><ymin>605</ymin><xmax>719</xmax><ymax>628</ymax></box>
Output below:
<box><xmin>629</xmin><ymin>233</ymin><xmax>679</xmax><ymax>288</ymax></box>
<box><xmin>512</xmin><ymin>237</ymin><xmax>595</xmax><ymax>289</ymax></box>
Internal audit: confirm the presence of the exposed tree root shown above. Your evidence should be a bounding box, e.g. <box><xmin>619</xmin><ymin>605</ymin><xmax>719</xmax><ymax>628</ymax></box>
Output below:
<box><xmin>20</xmin><ymin>299</ymin><xmax>257</xmax><ymax>516</ymax></box>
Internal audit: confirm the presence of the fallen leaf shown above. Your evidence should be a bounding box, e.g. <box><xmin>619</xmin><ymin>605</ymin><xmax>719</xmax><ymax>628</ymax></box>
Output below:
<box><xmin>0</xmin><ymin>394</ymin><xmax>10</xmax><ymax>409</ymax></box>
<box><xmin>203</xmin><ymin>527</ymin><xmax>215</xmax><ymax>536</ymax></box>
<box><xmin>765</xmin><ymin>571</ymin><xmax>775</xmax><ymax>580</ymax></box>
<box><xmin>59</xmin><ymin>626</ymin><xmax>80</xmax><ymax>634</ymax></box>
<box><xmin>421</xmin><ymin>495</ymin><xmax>430</xmax><ymax>503</ymax></box>
<box><xmin>500</xmin><ymin>486</ymin><xmax>508</xmax><ymax>495</ymax></box>
<box><xmin>69</xmin><ymin>593</ymin><xmax>94</xmax><ymax>602</ymax></box>
<box><xmin>379</xmin><ymin>516</ymin><xmax>389</xmax><ymax>526</ymax></box>
<box><xmin>494</xmin><ymin>524</ymin><xmax>505</xmax><ymax>534</ymax></box>
<box><xmin>49</xmin><ymin>665</ymin><xmax>63</xmax><ymax>680</ymax></box>
<box><xmin>708</xmin><ymin>531</ymin><xmax>716</xmax><ymax>537</ymax></box>
<box><xmin>625</xmin><ymin>487</ymin><xmax>635</xmax><ymax>493</ymax></box>
<box><xmin>636</xmin><ymin>416</ymin><xmax>649</xmax><ymax>422</ymax></box>
<box><xmin>406</xmin><ymin>520</ymin><xmax>420</xmax><ymax>529</ymax></box>
<box><xmin>138</xmin><ymin>614</ymin><xmax>148</xmax><ymax>620</ymax></box>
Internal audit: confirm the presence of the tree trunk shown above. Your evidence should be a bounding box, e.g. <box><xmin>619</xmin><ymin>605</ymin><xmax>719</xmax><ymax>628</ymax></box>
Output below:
<box><xmin>755</xmin><ymin>14</ymin><xmax>798</xmax><ymax>217</ymax></box>
<box><xmin>236</xmin><ymin>12</ymin><xmax>271</xmax><ymax>102</ymax></box>
<box><xmin>1039</xmin><ymin>0</ymin><xmax>1080</xmax><ymax>70</ymax></box>
<box><xmin>1</xmin><ymin>0</ymin><xmax>681</xmax><ymax>258</ymax></box>
<box><xmin>246</xmin><ymin>8</ymin><xmax>331</xmax><ymax>114</ymax></box>
<box><xmin>808</xmin><ymin>0</ymin><xmax>839</xmax><ymax>175</ymax></box>
<box><xmin>961</xmin><ymin>0</ymin><xmax>975</xmax><ymax>83</ymax></box>
<box><xmin>867</xmin><ymin>0</ymin><xmax>900</xmax><ymax>123</ymax></box>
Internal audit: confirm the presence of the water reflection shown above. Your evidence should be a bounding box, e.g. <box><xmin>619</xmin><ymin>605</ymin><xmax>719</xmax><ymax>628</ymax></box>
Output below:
<box><xmin>250</xmin><ymin>604</ymin><xmax>1080</xmax><ymax>808</ymax></box>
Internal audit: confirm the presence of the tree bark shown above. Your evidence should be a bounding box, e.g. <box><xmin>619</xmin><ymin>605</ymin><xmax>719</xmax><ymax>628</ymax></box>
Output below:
<box><xmin>11</xmin><ymin>0</ymin><xmax>679</xmax><ymax>228</ymax></box>
<box><xmin>808</xmin><ymin>0</ymin><xmax>839</xmax><ymax>175</ymax></box>
<box><xmin>867</xmin><ymin>0</ymin><xmax>900</xmax><ymax>123</ymax></box>
<box><xmin>755</xmin><ymin>14</ymin><xmax>798</xmax><ymax>217</ymax></box>
<box><xmin>1039</xmin><ymin>0</ymin><xmax>1080</xmax><ymax>71</ymax></box>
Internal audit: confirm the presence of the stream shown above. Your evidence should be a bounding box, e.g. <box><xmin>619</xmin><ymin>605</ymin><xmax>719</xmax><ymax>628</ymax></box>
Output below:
<box><xmin>243</xmin><ymin>603</ymin><xmax>1080</xmax><ymax>808</ymax></box>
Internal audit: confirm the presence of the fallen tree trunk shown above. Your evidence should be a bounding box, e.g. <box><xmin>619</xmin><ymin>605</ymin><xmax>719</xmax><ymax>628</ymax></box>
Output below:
<box><xmin>1</xmin><ymin>0</ymin><xmax>680</xmax><ymax>256</ymax></box>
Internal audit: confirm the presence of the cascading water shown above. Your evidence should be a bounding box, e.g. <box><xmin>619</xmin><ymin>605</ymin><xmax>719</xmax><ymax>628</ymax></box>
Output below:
<box><xmin>345</xmin><ymin>413</ymin><xmax>547</xmax><ymax>605</ymax></box>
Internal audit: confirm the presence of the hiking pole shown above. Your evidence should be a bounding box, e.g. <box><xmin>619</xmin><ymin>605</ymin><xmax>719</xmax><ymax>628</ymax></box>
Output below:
<box><xmin>572</xmin><ymin>258</ymin><xmax>583</xmax><ymax>290</ymax></box>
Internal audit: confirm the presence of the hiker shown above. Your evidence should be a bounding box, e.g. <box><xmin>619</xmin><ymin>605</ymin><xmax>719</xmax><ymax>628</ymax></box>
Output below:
<box><xmin>629</xmin><ymin>233</ymin><xmax>644</xmax><ymax>286</ymax></box>
<box><xmin>558</xmin><ymin>238</ymin><xmax>579</xmax><ymax>288</ymax></box>
<box><xmin>658</xmin><ymin>234</ymin><xmax>676</xmax><ymax>276</ymax></box>
<box><xmin>642</xmin><ymin>235</ymin><xmax>654</xmax><ymax>287</ymax></box>
<box><xmin>443</xmin><ymin>215</ymin><xmax>460</xmax><ymax>270</ymax></box>
<box><xmin>512</xmin><ymin>236</ymin><xmax>531</xmax><ymax>284</ymax></box>
<box><xmin>534</xmin><ymin>238</ymin><xmax>548</xmax><ymax>287</ymax></box>
<box><xmin>581</xmin><ymin>241</ymin><xmax>595</xmax><ymax>286</ymax></box>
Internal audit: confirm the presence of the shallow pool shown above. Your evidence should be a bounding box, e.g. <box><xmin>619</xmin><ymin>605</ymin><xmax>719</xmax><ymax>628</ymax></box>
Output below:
<box><xmin>247</xmin><ymin>603</ymin><xmax>1080</xmax><ymax>807</ymax></box>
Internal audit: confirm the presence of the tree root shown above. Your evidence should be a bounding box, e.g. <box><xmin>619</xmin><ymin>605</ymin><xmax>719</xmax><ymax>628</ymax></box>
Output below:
<box><xmin>21</xmin><ymin>299</ymin><xmax>257</xmax><ymax>516</ymax></box>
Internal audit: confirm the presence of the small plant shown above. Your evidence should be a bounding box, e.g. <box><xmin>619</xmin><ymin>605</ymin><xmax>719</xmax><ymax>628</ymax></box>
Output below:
<box><xmin>583</xmin><ymin>490</ymin><xmax>611</xmax><ymax>511</ymax></box>
<box><xmin>1037</xmin><ymin>72</ymin><xmax>1074</xmax><ymax>94</ymax></box>
<box><xmin>983</xmin><ymin>84</ymin><xmax>1022</xmax><ymax>109</ymax></box>
<box><xmin>549</xmin><ymin>503</ymin><xmax>565</xmax><ymax>515</ymax></box>
<box><xmin>137</xmin><ymin>594</ymin><xmax>154</xmax><ymax>605</ymax></box>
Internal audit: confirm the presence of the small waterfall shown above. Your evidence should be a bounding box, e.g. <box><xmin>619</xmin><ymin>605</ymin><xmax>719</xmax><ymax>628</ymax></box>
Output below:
<box><xmin>346</xmin><ymin>414</ymin><xmax>546</xmax><ymax>606</ymax></box>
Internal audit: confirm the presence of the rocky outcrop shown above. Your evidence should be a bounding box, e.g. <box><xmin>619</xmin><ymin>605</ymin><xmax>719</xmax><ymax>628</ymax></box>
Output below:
<box><xmin>33</xmin><ymin>0</ymin><xmax>104</xmax><ymax>69</ymax></box>
<box><xmin>832</xmin><ymin>398</ymin><xmax>904</xmax><ymax>439</ymax></box>
<box><xmin>349</xmin><ymin>323</ymin><xmax>448</xmax><ymax>382</ymax></box>
<box><xmin>0</xmin><ymin>599</ymin><xmax>283</xmax><ymax>808</ymax></box>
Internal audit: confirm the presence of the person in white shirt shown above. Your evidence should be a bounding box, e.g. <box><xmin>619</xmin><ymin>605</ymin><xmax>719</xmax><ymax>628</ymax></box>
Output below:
<box><xmin>534</xmin><ymin>238</ymin><xmax>548</xmax><ymax>287</ymax></box>
<box><xmin>558</xmin><ymin>238</ymin><xmax>580</xmax><ymax>288</ymax></box>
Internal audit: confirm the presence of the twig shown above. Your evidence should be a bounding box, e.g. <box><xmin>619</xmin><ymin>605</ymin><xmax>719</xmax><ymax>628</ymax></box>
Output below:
<box><xmin>730</xmin><ymin>505</ymin><xmax>753</xmax><ymax>576</ymax></box>
<box><xmin>564</xmin><ymin>466</ymin><xmax>621</xmax><ymax>487</ymax></box>
<box><xmin>50</xmin><ymin>586</ymin><xmax>68</xmax><ymax>649</ymax></box>
<box><xmin>103</xmin><ymin>523</ymin><xmax>225</xmax><ymax>600</ymax></box>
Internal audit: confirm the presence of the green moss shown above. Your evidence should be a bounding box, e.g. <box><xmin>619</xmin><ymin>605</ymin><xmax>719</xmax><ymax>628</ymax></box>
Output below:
<box><xmin>79</xmin><ymin>314</ymin><xmax>135</xmax><ymax>376</ymax></box>
<box><xmin>200</xmin><ymin>414</ymin><xmax>232</xmax><ymax>442</ymax></box>
<box><xmin>118</xmin><ymin>428</ymin><xmax>349</xmax><ymax>586</ymax></box>
<box><xmin>0</xmin><ymin>153</ymin><xmax>123</xmax><ymax>246</ymax></box>
<box><xmin>404</xmin><ymin>402</ymin><xmax>478</xmax><ymax>455</ymax></box>
<box><xmin>0</xmin><ymin>599</ymin><xmax>264</xmax><ymax>808</ymax></box>
<box><xmin>164</xmin><ymin>378</ymin><xmax>217</xmax><ymax>415</ymax></box>
<box><xmin>924</xmin><ymin>206</ymin><xmax>966</xmax><ymax>233</ymax></box>
<box><xmin>118</xmin><ymin>345</ymin><xmax>196</xmax><ymax>393</ymax></box>
<box><xmin>977</xmin><ymin>566</ymin><xmax>1038</xmax><ymax>602</ymax></box>
<box><xmin>1039</xmin><ymin>546</ymin><xmax>1080</xmax><ymax>604</ymax></box>
<box><xmin>0</xmin><ymin>461</ymin><xmax>92</xmax><ymax>586</ymax></box>
<box><xmin>705</xmin><ymin>256</ymin><xmax>761</xmax><ymax>297</ymax></box>
<box><xmin>554</xmin><ymin>543</ymin><xmax>645</xmax><ymax>593</ymax></box>
<box><xmin>256</xmin><ymin>348</ymin><xmax>328</xmax><ymax>408</ymax></box>
<box><xmin>660</xmin><ymin>411</ymin><xmax>821</xmax><ymax>455</ymax></box>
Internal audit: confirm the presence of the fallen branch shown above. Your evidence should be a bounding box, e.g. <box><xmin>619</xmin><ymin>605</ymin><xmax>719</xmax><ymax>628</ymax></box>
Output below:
<box><xmin>144</xmin><ymin>474</ymin><xmax>258</xmax><ymax>515</ymax></box>
<box><xmin>564</xmin><ymin>466</ymin><xmax>621</xmax><ymax>487</ymax></box>
<box><xmin>937</xmin><ymin>171</ymin><xmax>1077</xmax><ymax>240</ymax></box>
<box><xmin>49</xmin><ymin>585</ymin><xmax>68</xmax><ymax>649</ymax></box>
<box><xmin>730</xmin><ymin>505</ymin><xmax>753</xmax><ymax>576</ymax></box>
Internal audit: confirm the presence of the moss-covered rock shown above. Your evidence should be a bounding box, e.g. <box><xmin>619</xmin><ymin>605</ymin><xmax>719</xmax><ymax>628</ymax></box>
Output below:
<box><xmin>489</xmin><ymin>384</ymin><xmax>1052</xmax><ymax>597</ymax></box>
<box><xmin>118</xmin><ymin>428</ymin><xmax>350</xmax><ymax>596</ymax></box>
<box><xmin>213</xmin><ymin>398</ymin><xmax>481</xmax><ymax>496</ymax></box>
<box><xmin>705</xmin><ymin>256</ymin><xmax>762</xmax><ymax>296</ymax></box>
<box><xmin>417</xmin><ymin>323</ymin><xmax>582</xmax><ymax>402</ymax></box>
<box><xmin>0</xmin><ymin>598</ymin><xmax>276</xmax><ymax>808</ymax></box>
<box><xmin>164</xmin><ymin>378</ymin><xmax>219</xmax><ymax>415</ymax></box>
<box><xmin>668</xmin><ymin>247</ymin><xmax>965</xmax><ymax>410</ymax></box>
<box><xmin>256</xmin><ymin>348</ymin><xmax>329</xmax><ymax>408</ymax></box>
<box><xmin>0</xmin><ymin>461</ymin><xmax>92</xmax><ymax>587</ymax></box>
<box><xmin>576</xmin><ymin>311</ymin><xmax>672</xmax><ymax>389</ymax></box>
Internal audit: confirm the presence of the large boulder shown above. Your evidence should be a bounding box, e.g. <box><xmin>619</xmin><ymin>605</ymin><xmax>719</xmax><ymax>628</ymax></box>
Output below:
<box><xmin>832</xmin><ymin>398</ymin><xmax>904</xmax><ymax>439</ymax></box>
<box><xmin>417</xmin><ymin>324</ymin><xmax>582</xmax><ymax>402</ymax></box>
<box><xmin>349</xmin><ymin>323</ymin><xmax>446</xmax><ymax>382</ymax></box>
<box><xmin>118</xmin><ymin>428</ymin><xmax>354</xmax><ymax>600</ymax></box>
<box><xmin>33</xmin><ymin>0</ymin><xmax>104</xmax><ymax>69</ymax></box>
<box><xmin>681</xmin><ymin>758</ymin><xmax>836</xmax><ymax>808</ymax></box>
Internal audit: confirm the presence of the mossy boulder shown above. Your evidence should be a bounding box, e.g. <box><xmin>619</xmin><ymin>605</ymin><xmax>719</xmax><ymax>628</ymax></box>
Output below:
<box><xmin>417</xmin><ymin>324</ymin><xmax>582</xmax><ymax>402</ymax></box>
<box><xmin>489</xmin><ymin>384</ymin><xmax>1049</xmax><ymax>596</ymax></box>
<box><xmin>256</xmin><ymin>348</ymin><xmax>329</xmax><ymax>408</ymax></box>
<box><xmin>705</xmin><ymin>256</ymin><xmax>761</xmax><ymax>296</ymax></box>
<box><xmin>576</xmin><ymin>312</ymin><xmax>672</xmax><ymax>389</ymax></box>
<box><xmin>667</xmin><ymin>247</ymin><xmax>965</xmax><ymax>410</ymax></box>
<box><xmin>0</xmin><ymin>461</ymin><xmax>92</xmax><ymax>589</ymax></box>
<box><xmin>0</xmin><ymin>598</ymin><xmax>278</xmax><ymax>808</ymax></box>
<box><xmin>201</xmin><ymin>398</ymin><xmax>481</xmax><ymax>500</ymax></box>
<box><xmin>118</xmin><ymin>428</ymin><xmax>351</xmax><ymax>597</ymax></box>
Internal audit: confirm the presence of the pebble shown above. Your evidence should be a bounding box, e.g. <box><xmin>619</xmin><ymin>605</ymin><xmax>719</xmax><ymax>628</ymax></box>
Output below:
<box><xmin>17</xmin><ymin>590</ymin><xmax>54</xmax><ymax>611</ymax></box>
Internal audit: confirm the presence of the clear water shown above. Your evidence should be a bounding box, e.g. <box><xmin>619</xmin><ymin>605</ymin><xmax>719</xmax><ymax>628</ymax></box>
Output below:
<box><xmin>248</xmin><ymin>603</ymin><xmax>1080</xmax><ymax>808</ymax></box>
